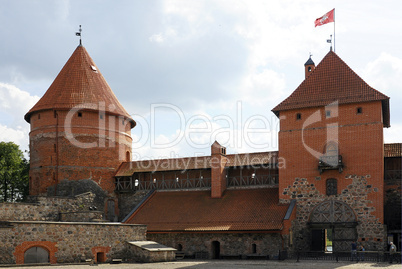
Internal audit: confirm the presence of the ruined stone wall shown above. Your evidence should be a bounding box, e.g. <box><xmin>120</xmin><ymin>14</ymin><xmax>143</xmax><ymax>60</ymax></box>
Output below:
<box><xmin>0</xmin><ymin>221</ymin><xmax>146</xmax><ymax>264</ymax></box>
<box><xmin>118</xmin><ymin>190</ymin><xmax>152</xmax><ymax>221</ymax></box>
<box><xmin>0</xmin><ymin>192</ymin><xmax>99</xmax><ymax>221</ymax></box>
<box><xmin>147</xmin><ymin>232</ymin><xmax>283</xmax><ymax>259</ymax></box>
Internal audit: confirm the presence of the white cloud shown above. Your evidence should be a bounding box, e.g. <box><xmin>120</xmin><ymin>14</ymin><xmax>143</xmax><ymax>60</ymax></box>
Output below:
<box><xmin>0</xmin><ymin>124</ymin><xmax>27</xmax><ymax>150</ymax></box>
<box><xmin>0</xmin><ymin>83</ymin><xmax>39</xmax><ymax>153</ymax></box>
<box><xmin>0</xmin><ymin>83</ymin><xmax>39</xmax><ymax>119</ymax></box>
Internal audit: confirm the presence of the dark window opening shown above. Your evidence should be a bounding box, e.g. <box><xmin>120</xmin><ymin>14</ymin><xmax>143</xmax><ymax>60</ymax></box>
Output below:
<box><xmin>252</xmin><ymin>243</ymin><xmax>257</xmax><ymax>254</ymax></box>
<box><xmin>357</xmin><ymin>107</ymin><xmax>362</xmax><ymax>114</ymax></box>
<box><xmin>326</xmin><ymin>178</ymin><xmax>337</xmax><ymax>196</ymax></box>
<box><xmin>325</xmin><ymin>110</ymin><xmax>331</xmax><ymax>118</ymax></box>
<box><xmin>77</xmin><ymin>112</ymin><xmax>82</xmax><ymax>117</ymax></box>
<box><xmin>177</xmin><ymin>244</ymin><xmax>183</xmax><ymax>251</ymax></box>
<box><xmin>53</xmin><ymin>144</ymin><xmax>56</xmax><ymax>153</ymax></box>
<box><xmin>100</xmin><ymin>113</ymin><xmax>104</xmax><ymax>119</ymax></box>
<box><xmin>308</xmin><ymin>66</ymin><xmax>312</xmax><ymax>72</ymax></box>
<box><xmin>296</xmin><ymin>113</ymin><xmax>301</xmax><ymax>120</ymax></box>
<box><xmin>54</xmin><ymin>111</ymin><xmax>57</xmax><ymax>118</ymax></box>
<box><xmin>38</xmin><ymin>114</ymin><xmax>40</xmax><ymax>120</ymax></box>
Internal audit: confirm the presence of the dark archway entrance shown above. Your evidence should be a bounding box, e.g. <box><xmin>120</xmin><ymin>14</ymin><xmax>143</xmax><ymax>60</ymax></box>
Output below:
<box><xmin>24</xmin><ymin>247</ymin><xmax>49</xmax><ymax>264</ymax></box>
<box><xmin>309</xmin><ymin>200</ymin><xmax>357</xmax><ymax>252</ymax></box>
<box><xmin>211</xmin><ymin>241</ymin><xmax>220</xmax><ymax>259</ymax></box>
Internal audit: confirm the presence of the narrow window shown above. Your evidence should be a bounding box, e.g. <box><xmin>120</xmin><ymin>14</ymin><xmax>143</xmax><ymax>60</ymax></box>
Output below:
<box><xmin>296</xmin><ymin>113</ymin><xmax>301</xmax><ymax>120</ymax></box>
<box><xmin>326</xmin><ymin>178</ymin><xmax>337</xmax><ymax>196</ymax></box>
<box><xmin>54</xmin><ymin>111</ymin><xmax>57</xmax><ymax>118</ymax></box>
<box><xmin>53</xmin><ymin>144</ymin><xmax>56</xmax><ymax>153</ymax></box>
<box><xmin>100</xmin><ymin>113</ymin><xmax>104</xmax><ymax>119</ymax></box>
<box><xmin>357</xmin><ymin>107</ymin><xmax>362</xmax><ymax>114</ymax></box>
<box><xmin>252</xmin><ymin>243</ymin><xmax>257</xmax><ymax>254</ymax></box>
<box><xmin>77</xmin><ymin>112</ymin><xmax>82</xmax><ymax>117</ymax></box>
<box><xmin>325</xmin><ymin>110</ymin><xmax>331</xmax><ymax>118</ymax></box>
<box><xmin>38</xmin><ymin>114</ymin><xmax>41</xmax><ymax>120</ymax></box>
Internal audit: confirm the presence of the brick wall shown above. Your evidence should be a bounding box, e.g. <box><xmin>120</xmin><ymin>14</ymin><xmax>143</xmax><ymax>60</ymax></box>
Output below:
<box><xmin>0</xmin><ymin>221</ymin><xmax>146</xmax><ymax>264</ymax></box>
<box><xmin>278</xmin><ymin>101</ymin><xmax>386</xmax><ymax>250</ymax></box>
<box><xmin>29</xmin><ymin>109</ymin><xmax>132</xmax><ymax>195</ymax></box>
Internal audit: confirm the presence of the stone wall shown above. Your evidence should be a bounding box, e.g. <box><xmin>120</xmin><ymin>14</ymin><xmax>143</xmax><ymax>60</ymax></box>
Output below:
<box><xmin>0</xmin><ymin>221</ymin><xmax>146</xmax><ymax>264</ymax></box>
<box><xmin>148</xmin><ymin>232</ymin><xmax>283</xmax><ymax>259</ymax></box>
<box><xmin>281</xmin><ymin>174</ymin><xmax>387</xmax><ymax>252</ymax></box>
<box><xmin>118</xmin><ymin>190</ymin><xmax>151</xmax><ymax>221</ymax></box>
<box><xmin>0</xmin><ymin>192</ymin><xmax>100</xmax><ymax>222</ymax></box>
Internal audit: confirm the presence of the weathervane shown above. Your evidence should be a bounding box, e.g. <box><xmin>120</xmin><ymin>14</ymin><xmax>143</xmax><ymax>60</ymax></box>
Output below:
<box><xmin>327</xmin><ymin>35</ymin><xmax>333</xmax><ymax>51</ymax></box>
<box><xmin>76</xmin><ymin>25</ymin><xmax>82</xmax><ymax>46</ymax></box>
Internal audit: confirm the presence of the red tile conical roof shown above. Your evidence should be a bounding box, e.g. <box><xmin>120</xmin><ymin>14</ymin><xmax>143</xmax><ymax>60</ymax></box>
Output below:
<box><xmin>272</xmin><ymin>51</ymin><xmax>390</xmax><ymax>127</ymax></box>
<box><xmin>25</xmin><ymin>45</ymin><xmax>135</xmax><ymax>127</ymax></box>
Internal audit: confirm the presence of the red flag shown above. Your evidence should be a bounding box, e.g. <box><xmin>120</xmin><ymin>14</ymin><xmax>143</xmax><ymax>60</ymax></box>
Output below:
<box><xmin>315</xmin><ymin>9</ymin><xmax>335</xmax><ymax>27</ymax></box>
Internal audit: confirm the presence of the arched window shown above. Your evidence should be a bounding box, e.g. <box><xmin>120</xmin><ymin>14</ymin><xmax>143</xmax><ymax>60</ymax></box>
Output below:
<box><xmin>126</xmin><ymin>151</ymin><xmax>131</xmax><ymax>162</ymax></box>
<box><xmin>325</xmin><ymin>142</ymin><xmax>338</xmax><ymax>156</ymax></box>
<box><xmin>177</xmin><ymin>243</ymin><xmax>183</xmax><ymax>251</ymax></box>
<box><xmin>326</xmin><ymin>178</ymin><xmax>337</xmax><ymax>196</ymax></box>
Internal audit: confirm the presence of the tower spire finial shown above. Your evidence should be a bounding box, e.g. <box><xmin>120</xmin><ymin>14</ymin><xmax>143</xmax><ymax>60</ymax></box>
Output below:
<box><xmin>75</xmin><ymin>25</ymin><xmax>82</xmax><ymax>46</ymax></box>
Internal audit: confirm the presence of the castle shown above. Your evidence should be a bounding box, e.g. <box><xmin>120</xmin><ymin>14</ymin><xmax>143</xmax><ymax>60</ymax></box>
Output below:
<box><xmin>0</xmin><ymin>42</ymin><xmax>400</xmax><ymax>264</ymax></box>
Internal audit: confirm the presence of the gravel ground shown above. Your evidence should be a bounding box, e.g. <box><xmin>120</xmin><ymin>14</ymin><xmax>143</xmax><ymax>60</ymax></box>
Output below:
<box><xmin>3</xmin><ymin>260</ymin><xmax>402</xmax><ymax>269</ymax></box>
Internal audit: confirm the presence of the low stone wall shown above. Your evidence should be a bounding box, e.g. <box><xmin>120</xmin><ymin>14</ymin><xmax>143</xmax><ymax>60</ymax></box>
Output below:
<box><xmin>148</xmin><ymin>232</ymin><xmax>283</xmax><ymax>259</ymax></box>
<box><xmin>0</xmin><ymin>221</ymin><xmax>147</xmax><ymax>264</ymax></box>
<box><xmin>127</xmin><ymin>241</ymin><xmax>176</xmax><ymax>263</ymax></box>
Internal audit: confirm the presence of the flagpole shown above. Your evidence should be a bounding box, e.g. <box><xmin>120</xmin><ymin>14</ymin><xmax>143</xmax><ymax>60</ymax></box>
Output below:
<box><xmin>333</xmin><ymin>9</ymin><xmax>336</xmax><ymax>52</ymax></box>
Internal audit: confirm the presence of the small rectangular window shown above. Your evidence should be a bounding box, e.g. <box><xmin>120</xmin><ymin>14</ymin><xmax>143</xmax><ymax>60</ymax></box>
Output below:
<box><xmin>38</xmin><ymin>114</ymin><xmax>41</xmax><ymax>120</ymax></box>
<box><xmin>325</xmin><ymin>110</ymin><xmax>331</xmax><ymax>118</ymax></box>
<box><xmin>100</xmin><ymin>113</ymin><xmax>104</xmax><ymax>119</ymax></box>
<box><xmin>54</xmin><ymin>111</ymin><xmax>57</xmax><ymax>118</ymax></box>
<box><xmin>78</xmin><ymin>112</ymin><xmax>82</xmax><ymax>117</ymax></box>
<box><xmin>357</xmin><ymin>107</ymin><xmax>362</xmax><ymax>114</ymax></box>
<box><xmin>296</xmin><ymin>113</ymin><xmax>301</xmax><ymax>120</ymax></box>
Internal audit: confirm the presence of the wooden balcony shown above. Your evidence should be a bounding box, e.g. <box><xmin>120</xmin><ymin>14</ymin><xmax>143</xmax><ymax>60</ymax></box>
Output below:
<box><xmin>318</xmin><ymin>155</ymin><xmax>344</xmax><ymax>174</ymax></box>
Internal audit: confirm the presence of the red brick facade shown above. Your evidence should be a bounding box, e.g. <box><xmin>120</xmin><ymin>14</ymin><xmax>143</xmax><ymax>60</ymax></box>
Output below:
<box><xmin>28</xmin><ymin>109</ymin><xmax>132</xmax><ymax>195</ymax></box>
<box><xmin>278</xmin><ymin>101</ymin><xmax>385</xmax><ymax>221</ymax></box>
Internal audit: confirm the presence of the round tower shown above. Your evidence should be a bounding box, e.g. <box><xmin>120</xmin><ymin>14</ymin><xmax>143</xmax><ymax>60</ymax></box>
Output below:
<box><xmin>24</xmin><ymin>45</ymin><xmax>135</xmax><ymax>195</ymax></box>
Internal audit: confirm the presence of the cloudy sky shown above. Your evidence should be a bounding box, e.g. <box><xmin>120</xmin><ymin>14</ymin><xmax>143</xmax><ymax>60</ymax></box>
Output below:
<box><xmin>0</xmin><ymin>0</ymin><xmax>401</xmax><ymax>160</ymax></box>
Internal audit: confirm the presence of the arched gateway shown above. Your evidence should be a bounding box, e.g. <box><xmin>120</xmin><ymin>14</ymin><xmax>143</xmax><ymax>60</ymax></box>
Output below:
<box><xmin>309</xmin><ymin>200</ymin><xmax>357</xmax><ymax>252</ymax></box>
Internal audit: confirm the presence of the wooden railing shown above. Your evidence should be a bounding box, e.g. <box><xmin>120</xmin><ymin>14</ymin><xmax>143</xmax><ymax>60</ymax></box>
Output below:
<box><xmin>227</xmin><ymin>175</ymin><xmax>278</xmax><ymax>187</ymax></box>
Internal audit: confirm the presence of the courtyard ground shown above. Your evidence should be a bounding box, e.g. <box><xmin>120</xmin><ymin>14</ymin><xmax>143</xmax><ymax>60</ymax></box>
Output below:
<box><xmin>3</xmin><ymin>260</ymin><xmax>402</xmax><ymax>269</ymax></box>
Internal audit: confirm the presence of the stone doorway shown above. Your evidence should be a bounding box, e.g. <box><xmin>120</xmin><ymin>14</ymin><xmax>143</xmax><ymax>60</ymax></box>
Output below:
<box><xmin>24</xmin><ymin>247</ymin><xmax>49</xmax><ymax>264</ymax></box>
<box><xmin>309</xmin><ymin>200</ymin><xmax>357</xmax><ymax>252</ymax></box>
<box><xmin>211</xmin><ymin>241</ymin><xmax>220</xmax><ymax>259</ymax></box>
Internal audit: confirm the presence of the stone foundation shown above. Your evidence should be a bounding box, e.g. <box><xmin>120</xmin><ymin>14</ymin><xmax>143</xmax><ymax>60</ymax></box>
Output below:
<box><xmin>148</xmin><ymin>232</ymin><xmax>283</xmax><ymax>259</ymax></box>
<box><xmin>281</xmin><ymin>175</ymin><xmax>387</xmax><ymax>252</ymax></box>
<box><xmin>0</xmin><ymin>221</ymin><xmax>146</xmax><ymax>264</ymax></box>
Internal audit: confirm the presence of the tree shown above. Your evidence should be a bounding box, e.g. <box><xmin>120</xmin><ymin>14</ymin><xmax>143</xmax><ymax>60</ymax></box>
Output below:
<box><xmin>0</xmin><ymin>142</ymin><xmax>29</xmax><ymax>202</ymax></box>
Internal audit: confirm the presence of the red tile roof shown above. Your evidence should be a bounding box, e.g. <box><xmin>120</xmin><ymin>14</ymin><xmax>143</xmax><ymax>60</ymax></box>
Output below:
<box><xmin>272</xmin><ymin>51</ymin><xmax>390</xmax><ymax>127</ymax></box>
<box><xmin>124</xmin><ymin>188</ymin><xmax>288</xmax><ymax>232</ymax></box>
<box><xmin>25</xmin><ymin>45</ymin><xmax>135</xmax><ymax>127</ymax></box>
<box><xmin>115</xmin><ymin>151</ymin><xmax>278</xmax><ymax>177</ymax></box>
<box><xmin>384</xmin><ymin>143</ymin><xmax>402</xmax><ymax>157</ymax></box>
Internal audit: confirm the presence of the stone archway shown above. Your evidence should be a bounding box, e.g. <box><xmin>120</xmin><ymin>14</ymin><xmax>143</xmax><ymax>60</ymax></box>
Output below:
<box><xmin>309</xmin><ymin>200</ymin><xmax>357</xmax><ymax>252</ymax></box>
